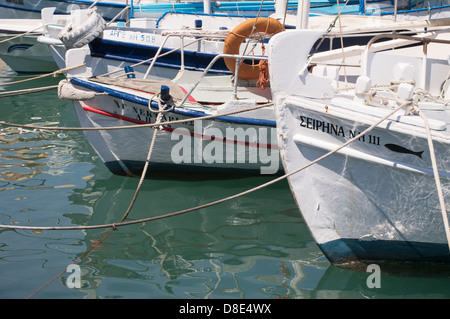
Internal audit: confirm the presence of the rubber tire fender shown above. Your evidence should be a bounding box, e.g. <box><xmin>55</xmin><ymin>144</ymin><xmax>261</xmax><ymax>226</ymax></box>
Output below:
<box><xmin>59</xmin><ymin>9</ymin><xmax>106</xmax><ymax>49</ymax></box>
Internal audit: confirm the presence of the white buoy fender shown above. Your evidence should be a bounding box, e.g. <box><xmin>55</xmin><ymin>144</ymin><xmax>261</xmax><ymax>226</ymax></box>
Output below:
<box><xmin>58</xmin><ymin>80</ymin><xmax>99</xmax><ymax>100</ymax></box>
<box><xmin>58</xmin><ymin>8</ymin><xmax>106</xmax><ymax>49</ymax></box>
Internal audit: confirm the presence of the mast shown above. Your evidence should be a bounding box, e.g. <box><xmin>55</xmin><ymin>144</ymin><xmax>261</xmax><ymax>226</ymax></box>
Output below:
<box><xmin>297</xmin><ymin>0</ymin><xmax>310</xmax><ymax>29</ymax></box>
<box><xmin>204</xmin><ymin>0</ymin><xmax>211</xmax><ymax>14</ymax></box>
<box><xmin>275</xmin><ymin>0</ymin><xmax>287</xmax><ymax>17</ymax></box>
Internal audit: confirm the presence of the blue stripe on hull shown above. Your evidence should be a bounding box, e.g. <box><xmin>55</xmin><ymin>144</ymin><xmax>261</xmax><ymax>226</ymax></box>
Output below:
<box><xmin>89</xmin><ymin>37</ymin><xmax>231</xmax><ymax>74</ymax></box>
<box><xmin>70</xmin><ymin>77</ymin><xmax>277</xmax><ymax>127</ymax></box>
<box><xmin>319</xmin><ymin>238</ymin><xmax>450</xmax><ymax>265</ymax></box>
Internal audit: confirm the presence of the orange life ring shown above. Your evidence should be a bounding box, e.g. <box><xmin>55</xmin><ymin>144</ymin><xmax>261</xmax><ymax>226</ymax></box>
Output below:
<box><xmin>223</xmin><ymin>17</ymin><xmax>285</xmax><ymax>80</ymax></box>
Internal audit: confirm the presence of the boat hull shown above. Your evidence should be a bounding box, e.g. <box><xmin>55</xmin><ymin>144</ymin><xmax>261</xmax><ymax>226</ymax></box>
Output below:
<box><xmin>276</xmin><ymin>96</ymin><xmax>450</xmax><ymax>265</ymax></box>
<box><xmin>0</xmin><ymin>0</ymin><xmax>131</xmax><ymax>21</ymax></box>
<box><xmin>0</xmin><ymin>33</ymin><xmax>57</xmax><ymax>73</ymax></box>
<box><xmin>69</xmin><ymin>78</ymin><xmax>282</xmax><ymax>177</ymax></box>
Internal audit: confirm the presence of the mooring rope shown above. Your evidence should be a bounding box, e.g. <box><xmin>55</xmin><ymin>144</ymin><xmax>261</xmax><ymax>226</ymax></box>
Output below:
<box><xmin>0</xmin><ymin>85</ymin><xmax>59</xmax><ymax>98</ymax></box>
<box><xmin>419</xmin><ymin>111</ymin><xmax>450</xmax><ymax>251</ymax></box>
<box><xmin>1</xmin><ymin>101</ymin><xmax>409</xmax><ymax>233</ymax></box>
<box><xmin>0</xmin><ymin>24</ymin><xmax>48</xmax><ymax>45</ymax></box>
<box><xmin>26</xmin><ymin>95</ymin><xmax>168</xmax><ymax>299</ymax></box>
<box><xmin>118</xmin><ymin>96</ymin><xmax>168</xmax><ymax>223</ymax></box>
<box><xmin>0</xmin><ymin>63</ymin><xmax>86</xmax><ymax>86</ymax></box>
<box><xmin>0</xmin><ymin>74</ymin><xmax>48</xmax><ymax>79</ymax></box>
<box><xmin>0</xmin><ymin>101</ymin><xmax>273</xmax><ymax>131</ymax></box>
<box><xmin>19</xmin><ymin>99</ymin><xmax>408</xmax><ymax>298</ymax></box>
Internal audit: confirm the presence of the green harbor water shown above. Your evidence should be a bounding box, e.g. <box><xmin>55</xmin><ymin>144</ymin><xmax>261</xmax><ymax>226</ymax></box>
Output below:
<box><xmin>0</xmin><ymin>63</ymin><xmax>449</xmax><ymax>300</ymax></box>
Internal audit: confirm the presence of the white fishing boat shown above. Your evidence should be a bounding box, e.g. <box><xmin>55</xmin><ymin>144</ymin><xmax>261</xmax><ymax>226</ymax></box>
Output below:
<box><xmin>40</xmin><ymin>9</ymin><xmax>274</xmax><ymax>77</ymax></box>
<box><xmin>58</xmin><ymin>16</ymin><xmax>284</xmax><ymax>177</ymax></box>
<box><xmin>0</xmin><ymin>18</ymin><xmax>60</xmax><ymax>73</ymax></box>
<box><xmin>37</xmin><ymin>0</ymin><xmax>301</xmax><ymax>75</ymax></box>
<box><xmin>268</xmin><ymin>23</ymin><xmax>450</xmax><ymax>265</ymax></box>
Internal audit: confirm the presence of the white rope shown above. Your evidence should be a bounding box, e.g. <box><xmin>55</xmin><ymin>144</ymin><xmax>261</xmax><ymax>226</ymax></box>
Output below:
<box><xmin>0</xmin><ymin>102</ymin><xmax>272</xmax><ymax>131</ymax></box>
<box><xmin>0</xmin><ymin>85</ymin><xmax>58</xmax><ymax>98</ymax></box>
<box><xmin>415</xmin><ymin>87</ymin><xmax>450</xmax><ymax>106</ymax></box>
<box><xmin>308</xmin><ymin>0</ymin><xmax>351</xmax><ymax>58</ymax></box>
<box><xmin>419</xmin><ymin>110</ymin><xmax>450</xmax><ymax>251</ymax></box>
<box><xmin>334</xmin><ymin>80</ymin><xmax>416</xmax><ymax>93</ymax></box>
<box><xmin>335</xmin><ymin>0</ymin><xmax>348</xmax><ymax>85</ymax></box>
<box><xmin>0</xmin><ymin>101</ymin><xmax>409</xmax><ymax>231</ymax></box>
<box><xmin>26</xmin><ymin>98</ymin><xmax>167</xmax><ymax>299</ymax></box>
<box><xmin>0</xmin><ymin>24</ymin><xmax>48</xmax><ymax>45</ymax></box>
<box><xmin>440</xmin><ymin>70</ymin><xmax>450</xmax><ymax>100</ymax></box>
<box><xmin>0</xmin><ymin>63</ymin><xmax>86</xmax><ymax>86</ymax></box>
<box><xmin>118</xmin><ymin>98</ymin><xmax>166</xmax><ymax>223</ymax></box>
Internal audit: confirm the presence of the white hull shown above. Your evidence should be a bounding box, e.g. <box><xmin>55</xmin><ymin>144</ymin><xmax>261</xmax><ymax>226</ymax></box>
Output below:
<box><xmin>269</xmin><ymin>29</ymin><xmax>450</xmax><ymax>265</ymax></box>
<box><xmin>0</xmin><ymin>35</ymin><xmax>57</xmax><ymax>73</ymax></box>
<box><xmin>0</xmin><ymin>19</ymin><xmax>58</xmax><ymax>72</ymax></box>
<box><xmin>278</xmin><ymin>96</ymin><xmax>450</xmax><ymax>264</ymax></box>
<box><xmin>67</xmin><ymin>77</ymin><xmax>282</xmax><ymax>176</ymax></box>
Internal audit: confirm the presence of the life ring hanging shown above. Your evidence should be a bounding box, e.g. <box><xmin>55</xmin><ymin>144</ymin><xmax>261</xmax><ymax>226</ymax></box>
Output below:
<box><xmin>223</xmin><ymin>17</ymin><xmax>285</xmax><ymax>80</ymax></box>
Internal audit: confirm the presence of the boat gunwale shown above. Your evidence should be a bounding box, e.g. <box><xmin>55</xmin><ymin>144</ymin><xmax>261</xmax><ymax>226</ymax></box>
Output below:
<box><xmin>69</xmin><ymin>77</ymin><xmax>277</xmax><ymax>127</ymax></box>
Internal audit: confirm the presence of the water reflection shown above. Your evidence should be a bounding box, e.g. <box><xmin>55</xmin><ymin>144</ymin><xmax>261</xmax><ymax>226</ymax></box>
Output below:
<box><xmin>313</xmin><ymin>263</ymin><xmax>450</xmax><ymax>298</ymax></box>
<box><xmin>65</xmin><ymin>175</ymin><xmax>323</xmax><ymax>299</ymax></box>
<box><xmin>0</xmin><ymin>65</ymin><xmax>98</xmax><ymax>298</ymax></box>
<box><xmin>69</xmin><ymin>173</ymin><xmax>450</xmax><ymax>299</ymax></box>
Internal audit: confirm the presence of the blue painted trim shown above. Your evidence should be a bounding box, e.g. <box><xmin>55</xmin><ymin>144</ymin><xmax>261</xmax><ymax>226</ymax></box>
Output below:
<box><xmin>70</xmin><ymin>77</ymin><xmax>277</xmax><ymax>128</ymax></box>
<box><xmin>154</xmin><ymin>10</ymin><xmax>263</xmax><ymax>28</ymax></box>
<box><xmin>90</xmin><ymin>51</ymin><xmax>231</xmax><ymax>75</ymax></box>
<box><xmin>88</xmin><ymin>37</ymin><xmax>232</xmax><ymax>75</ymax></box>
<box><xmin>319</xmin><ymin>238</ymin><xmax>450</xmax><ymax>265</ymax></box>
<box><xmin>378</xmin><ymin>4</ymin><xmax>450</xmax><ymax>16</ymax></box>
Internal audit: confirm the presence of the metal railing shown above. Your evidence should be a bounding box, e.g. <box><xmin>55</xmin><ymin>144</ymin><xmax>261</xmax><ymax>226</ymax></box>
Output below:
<box><xmin>137</xmin><ymin>31</ymin><xmax>267</xmax><ymax>105</ymax></box>
<box><xmin>364</xmin><ymin>32</ymin><xmax>450</xmax><ymax>89</ymax></box>
<box><xmin>142</xmin><ymin>31</ymin><xmax>231</xmax><ymax>79</ymax></box>
<box><xmin>177</xmin><ymin>53</ymin><xmax>268</xmax><ymax>107</ymax></box>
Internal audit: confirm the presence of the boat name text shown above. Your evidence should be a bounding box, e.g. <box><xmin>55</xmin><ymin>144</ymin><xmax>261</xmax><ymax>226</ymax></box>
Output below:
<box><xmin>114</xmin><ymin>101</ymin><xmax>280</xmax><ymax>174</ymax></box>
<box><xmin>299</xmin><ymin>115</ymin><xmax>380</xmax><ymax>145</ymax></box>
<box><xmin>107</xmin><ymin>30</ymin><xmax>156</xmax><ymax>44</ymax></box>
